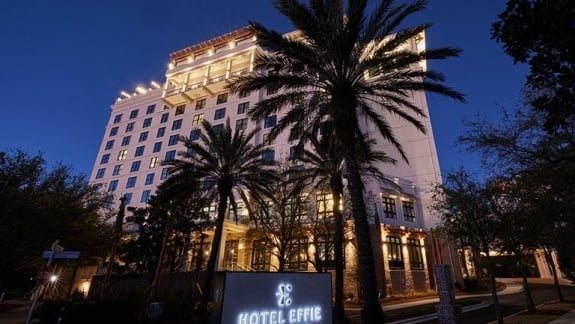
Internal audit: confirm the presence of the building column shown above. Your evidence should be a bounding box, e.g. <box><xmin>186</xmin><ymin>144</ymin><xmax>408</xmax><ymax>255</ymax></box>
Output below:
<box><xmin>403</xmin><ymin>236</ymin><xmax>415</xmax><ymax>293</ymax></box>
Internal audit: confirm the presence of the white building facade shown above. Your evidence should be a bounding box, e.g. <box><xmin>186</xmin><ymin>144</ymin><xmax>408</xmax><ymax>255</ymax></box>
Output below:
<box><xmin>89</xmin><ymin>26</ymin><xmax>461</xmax><ymax>297</ymax></box>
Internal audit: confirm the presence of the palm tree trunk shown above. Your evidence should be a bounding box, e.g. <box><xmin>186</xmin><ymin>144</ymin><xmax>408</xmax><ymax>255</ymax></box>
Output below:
<box><xmin>330</xmin><ymin>184</ymin><xmax>347</xmax><ymax>323</ymax></box>
<box><xmin>344</xmin><ymin>156</ymin><xmax>384</xmax><ymax>323</ymax></box>
<box><xmin>198</xmin><ymin>193</ymin><xmax>228</xmax><ymax>314</ymax></box>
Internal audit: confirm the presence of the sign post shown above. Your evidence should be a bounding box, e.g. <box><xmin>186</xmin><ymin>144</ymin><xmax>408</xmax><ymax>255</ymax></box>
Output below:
<box><xmin>25</xmin><ymin>240</ymin><xmax>60</xmax><ymax>324</ymax></box>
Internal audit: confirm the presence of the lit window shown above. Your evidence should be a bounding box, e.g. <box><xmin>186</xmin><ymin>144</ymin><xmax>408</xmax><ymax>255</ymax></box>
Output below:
<box><xmin>262</xmin><ymin>149</ymin><xmax>275</xmax><ymax>161</ymax></box>
<box><xmin>190</xmin><ymin>129</ymin><xmax>200</xmax><ymax>141</ymax></box>
<box><xmin>135</xmin><ymin>146</ymin><xmax>145</xmax><ymax>157</ymax></box>
<box><xmin>130</xmin><ymin>161</ymin><xmax>141</xmax><ymax>172</ymax></box>
<box><xmin>216</xmin><ymin>92</ymin><xmax>228</xmax><ymax>104</ymax></box>
<box><xmin>251</xmin><ymin>239</ymin><xmax>271</xmax><ymax>271</ymax></box>
<box><xmin>195</xmin><ymin>99</ymin><xmax>206</xmax><ymax>110</ymax></box>
<box><xmin>214</xmin><ymin>108</ymin><xmax>226</xmax><ymax>120</ymax></box>
<box><xmin>160</xmin><ymin>167</ymin><xmax>170</xmax><ymax>180</ymax></box>
<box><xmin>113</xmin><ymin>114</ymin><xmax>122</xmax><ymax>124</ymax></box>
<box><xmin>149</xmin><ymin>157</ymin><xmax>158</xmax><ymax>168</ymax></box>
<box><xmin>235</xmin><ymin>118</ymin><xmax>248</xmax><ymax>131</ymax></box>
<box><xmin>112</xmin><ymin>164</ymin><xmax>122</xmax><ymax>176</ymax></box>
<box><xmin>175</xmin><ymin>104</ymin><xmax>186</xmax><ymax>115</ymax></box>
<box><xmin>153</xmin><ymin>142</ymin><xmax>162</xmax><ymax>153</ymax></box>
<box><xmin>172</xmin><ymin>119</ymin><xmax>183</xmax><ymax>130</ymax></box>
<box><xmin>95</xmin><ymin>168</ymin><xmax>105</xmax><ymax>179</ymax></box>
<box><xmin>237</xmin><ymin>102</ymin><xmax>249</xmax><ymax>114</ymax></box>
<box><xmin>387</xmin><ymin>236</ymin><xmax>404</xmax><ymax>269</ymax></box>
<box><xmin>121</xmin><ymin>136</ymin><xmax>131</xmax><ymax>146</ymax></box>
<box><xmin>139</xmin><ymin>132</ymin><xmax>148</xmax><ymax>142</ymax></box>
<box><xmin>129</xmin><ymin>109</ymin><xmax>139</xmax><ymax>119</ymax></box>
<box><xmin>117</xmin><ymin>150</ymin><xmax>128</xmax><ymax>161</ymax></box>
<box><xmin>142</xmin><ymin>117</ymin><xmax>152</xmax><ymax>128</ymax></box>
<box><xmin>108</xmin><ymin>180</ymin><xmax>118</xmax><ymax>192</ymax></box>
<box><xmin>100</xmin><ymin>154</ymin><xmax>110</xmax><ymax>164</ymax></box>
<box><xmin>264</xmin><ymin>115</ymin><xmax>277</xmax><ymax>128</ymax></box>
<box><xmin>382</xmin><ymin>197</ymin><xmax>397</xmax><ymax>219</ymax></box>
<box><xmin>145</xmin><ymin>173</ymin><xmax>155</xmax><ymax>185</ymax></box>
<box><xmin>403</xmin><ymin>200</ymin><xmax>415</xmax><ymax>222</ymax></box>
<box><xmin>408</xmin><ymin>239</ymin><xmax>424</xmax><ymax>270</ymax></box>
<box><xmin>160</xmin><ymin>112</ymin><xmax>169</xmax><ymax>123</ymax></box>
<box><xmin>105</xmin><ymin>140</ymin><xmax>114</xmax><ymax>150</ymax></box>
<box><xmin>285</xmin><ymin>237</ymin><xmax>308</xmax><ymax>271</ymax></box>
<box><xmin>109</xmin><ymin>127</ymin><xmax>118</xmax><ymax>136</ymax></box>
<box><xmin>317</xmin><ymin>192</ymin><xmax>333</xmax><ymax>218</ymax></box>
<box><xmin>168</xmin><ymin>135</ymin><xmax>179</xmax><ymax>146</ymax></box>
<box><xmin>316</xmin><ymin>235</ymin><xmax>337</xmax><ymax>269</ymax></box>
<box><xmin>156</xmin><ymin>127</ymin><xmax>166</xmax><ymax>138</ymax></box>
<box><xmin>146</xmin><ymin>104</ymin><xmax>156</xmax><ymax>114</ymax></box>
<box><xmin>126</xmin><ymin>176</ymin><xmax>137</xmax><ymax>188</ymax></box>
<box><xmin>165</xmin><ymin>150</ymin><xmax>176</xmax><ymax>161</ymax></box>
<box><xmin>125</xmin><ymin>122</ymin><xmax>134</xmax><ymax>132</ymax></box>
<box><xmin>192</xmin><ymin>114</ymin><xmax>204</xmax><ymax>126</ymax></box>
<box><xmin>141</xmin><ymin>190</ymin><xmax>152</xmax><ymax>203</ymax></box>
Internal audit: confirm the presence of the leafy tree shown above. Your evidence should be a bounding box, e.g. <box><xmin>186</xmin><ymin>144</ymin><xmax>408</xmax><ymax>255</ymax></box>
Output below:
<box><xmin>229</xmin><ymin>1</ymin><xmax>464</xmax><ymax>321</ymax></box>
<box><xmin>162</xmin><ymin>118</ymin><xmax>277</xmax><ymax>314</ymax></box>
<box><xmin>492</xmin><ymin>0</ymin><xmax>575</xmax><ymax>130</ymax></box>
<box><xmin>0</xmin><ymin>148</ymin><xmax>112</xmax><ymax>294</ymax></box>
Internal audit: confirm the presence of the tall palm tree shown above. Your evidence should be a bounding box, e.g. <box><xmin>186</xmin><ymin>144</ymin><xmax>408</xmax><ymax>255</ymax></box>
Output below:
<box><xmin>229</xmin><ymin>0</ymin><xmax>465</xmax><ymax>320</ymax></box>
<box><xmin>296</xmin><ymin>133</ymin><xmax>394</xmax><ymax>323</ymax></box>
<box><xmin>162</xmin><ymin>118</ymin><xmax>277</xmax><ymax>314</ymax></box>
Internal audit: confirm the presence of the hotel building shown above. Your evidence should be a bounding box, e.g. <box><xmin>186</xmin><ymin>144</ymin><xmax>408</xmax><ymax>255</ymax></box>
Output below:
<box><xmin>89</xmin><ymin>26</ymin><xmax>461</xmax><ymax>297</ymax></box>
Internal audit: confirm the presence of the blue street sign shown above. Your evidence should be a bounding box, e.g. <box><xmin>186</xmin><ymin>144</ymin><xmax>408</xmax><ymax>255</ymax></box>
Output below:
<box><xmin>41</xmin><ymin>250</ymin><xmax>80</xmax><ymax>259</ymax></box>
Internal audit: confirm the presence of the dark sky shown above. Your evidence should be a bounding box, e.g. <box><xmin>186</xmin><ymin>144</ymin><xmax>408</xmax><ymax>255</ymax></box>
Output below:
<box><xmin>0</xmin><ymin>0</ymin><xmax>527</xmax><ymax>179</ymax></box>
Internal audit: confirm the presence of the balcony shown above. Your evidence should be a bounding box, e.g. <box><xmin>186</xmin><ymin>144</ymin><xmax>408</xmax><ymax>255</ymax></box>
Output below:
<box><xmin>205</xmin><ymin>74</ymin><xmax>230</xmax><ymax>94</ymax></box>
<box><xmin>184</xmin><ymin>81</ymin><xmax>211</xmax><ymax>99</ymax></box>
<box><xmin>163</xmin><ymin>87</ymin><xmax>189</xmax><ymax>106</ymax></box>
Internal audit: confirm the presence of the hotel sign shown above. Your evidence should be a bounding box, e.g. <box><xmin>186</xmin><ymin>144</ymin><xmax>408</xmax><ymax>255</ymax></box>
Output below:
<box><xmin>211</xmin><ymin>272</ymin><xmax>332</xmax><ymax>324</ymax></box>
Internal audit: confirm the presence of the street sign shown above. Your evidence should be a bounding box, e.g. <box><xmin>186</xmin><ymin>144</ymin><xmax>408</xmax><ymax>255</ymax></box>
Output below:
<box><xmin>41</xmin><ymin>250</ymin><xmax>80</xmax><ymax>259</ymax></box>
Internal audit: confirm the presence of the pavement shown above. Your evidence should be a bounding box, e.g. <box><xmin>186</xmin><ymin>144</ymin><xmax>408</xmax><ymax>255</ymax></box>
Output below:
<box><xmin>1</xmin><ymin>278</ymin><xmax>575</xmax><ymax>323</ymax></box>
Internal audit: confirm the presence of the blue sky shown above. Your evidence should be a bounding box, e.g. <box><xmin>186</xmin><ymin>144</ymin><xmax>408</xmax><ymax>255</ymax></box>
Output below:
<box><xmin>0</xmin><ymin>0</ymin><xmax>527</xmax><ymax>179</ymax></box>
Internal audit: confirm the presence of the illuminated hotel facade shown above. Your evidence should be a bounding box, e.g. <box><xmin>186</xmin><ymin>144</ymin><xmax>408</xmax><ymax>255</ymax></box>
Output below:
<box><xmin>89</xmin><ymin>26</ymin><xmax>461</xmax><ymax>297</ymax></box>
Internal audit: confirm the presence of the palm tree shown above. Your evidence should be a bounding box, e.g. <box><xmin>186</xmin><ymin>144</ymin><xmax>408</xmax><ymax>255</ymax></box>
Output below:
<box><xmin>229</xmin><ymin>0</ymin><xmax>464</xmax><ymax>321</ymax></box>
<box><xmin>162</xmin><ymin>118</ymin><xmax>277</xmax><ymax>314</ymax></box>
<box><xmin>295</xmin><ymin>133</ymin><xmax>394</xmax><ymax>323</ymax></box>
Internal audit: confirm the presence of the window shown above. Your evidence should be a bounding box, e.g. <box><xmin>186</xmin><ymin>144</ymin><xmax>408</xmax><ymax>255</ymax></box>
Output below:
<box><xmin>251</xmin><ymin>239</ymin><xmax>271</xmax><ymax>271</ymax></box>
<box><xmin>124</xmin><ymin>193</ymin><xmax>133</xmax><ymax>204</ymax></box>
<box><xmin>289</xmin><ymin>145</ymin><xmax>302</xmax><ymax>160</ymax></box>
<box><xmin>145</xmin><ymin>173</ymin><xmax>155</xmax><ymax>185</ymax></box>
<box><xmin>264</xmin><ymin>115</ymin><xmax>277</xmax><ymax>128</ymax></box>
<box><xmin>214</xmin><ymin>108</ymin><xmax>226</xmax><ymax>120</ymax></box>
<box><xmin>192</xmin><ymin>113</ymin><xmax>204</xmax><ymax>126</ymax></box>
<box><xmin>109</xmin><ymin>127</ymin><xmax>118</xmax><ymax>136</ymax></box>
<box><xmin>237</xmin><ymin>102</ymin><xmax>249</xmax><ymax>114</ymax></box>
<box><xmin>195</xmin><ymin>98</ymin><xmax>206</xmax><ymax>110</ymax></box>
<box><xmin>129</xmin><ymin>109</ymin><xmax>139</xmax><ymax>119</ymax></box>
<box><xmin>160</xmin><ymin>167</ymin><xmax>170</xmax><ymax>180</ymax></box>
<box><xmin>382</xmin><ymin>197</ymin><xmax>397</xmax><ymax>219</ymax></box>
<box><xmin>138</xmin><ymin>131</ymin><xmax>149</xmax><ymax>142</ymax></box>
<box><xmin>156</xmin><ymin>127</ymin><xmax>166</xmax><ymax>138</ymax></box>
<box><xmin>286</xmin><ymin>237</ymin><xmax>308</xmax><ymax>271</ymax></box>
<box><xmin>126</xmin><ymin>176</ymin><xmax>137</xmax><ymax>188</ymax></box>
<box><xmin>289</xmin><ymin>125</ymin><xmax>302</xmax><ymax>141</ymax></box>
<box><xmin>168</xmin><ymin>134</ymin><xmax>179</xmax><ymax>146</ymax></box>
<box><xmin>113</xmin><ymin>114</ymin><xmax>122</xmax><ymax>124</ymax></box>
<box><xmin>100</xmin><ymin>154</ymin><xmax>110</xmax><ymax>164</ymax></box>
<box><xmin>142</xmin><ymin>117</ymin><xmax>152</xmax><ymax>128</ymax></box>
<box><xmin>165</xmin><ymin>150</ymin><xmax>176</xmax><ymax>161</ymax></box>
<box><xmin>108</xmin><ymin>180</ymin><xmax>118</xmax><ymax>192</ymax></box>
<box><xmin>239</xmin><ymin>90</ymin><xmax>250</xmax><ymax>98</ymax></box>
<box><xmin>316</xmin><ymin>235</ymin><xmax>336</xmax><ymax>269</ymax></box>
<box><xmin>112</xmin><ymin>164</ymin><xmax>122</xmax><ymax>176</ymax></box>
<box><xmin>153</xmin><ymin>142</ymin><xmax>162</xmax><ymax>153</ymax></box>
<box><xmin>387</xmin><ymin>236</ymin><xmax>404</xmax><ymax>269</ymax></box>
<box><xmin>288</xmin><ymin>164</ymin><xmax>304</xmax><ymax>181</ymax></box>
<box><xmin>403</xmin><ymin>200</ymin><xmax>415</xmax><ymax>222</ymax></box>
<box><xmin>175</xmin><ymin>104</ymin><xmax>186</xmax><ymax>115</ymax></box>
<box><xmin>160</xmin><ymin>112</ymin><xmax>169</xmax><ymax>123</ymax></box>
<box><xmin>121</xmin><ymin>136</ymin><xmax>131</xmax><ymax>146</ymax></box>
<box><xmin>130</xmin><ymin>161</ymin><xmax>141</xmax><ymax>172</ymax></box>
<box><xmin>125</xmin><ymin>122</ymin><xmax>134</xmax><ymax>132</ymax></box>
<box><xmin>105</xmin><ymin>140</ymin><xmax>114</xmax><ymax>150</ymax></box>
<box><xmin>263</xmin><ymin>133</ymin><xmax>273</xmax><ymax>146</ymax></box>
<box><xmin>141</xmin><ymin>190</ymin><xmax>152</xmax><ymax>203</ymax></box>
<box><xmin>149</xmin><ymin>156</ymin><xmax>158</xmax><ymax>168</ymax></box>
<box><xmin>172</xmin><ymin>119</ymin><xmax>183</xmax><ymax>130</ymax></box>
<box><xmin>317</xmin><ymin>192</ymin><xmax>333</xmax><ymax>219</ymax></box>
<box><xmin>235</xmin><ymin>118</ymin><xmax>248</xmax><ymax>131</ymax></box>
<box><xmin>190</xmin><ymin>129</ymin><xmax>200</xmax><ymax>141</ymax></box>
<box><xmin>216</xmin><ymin>92</ymin><xmax>228</xmax><ymax>104</ymax></box>
<box><xmin>408</xmin><ymin>239</ymin><xmax>424</xmax><ymax>270</ymax></box>
<box><xmin>134</xmin><ymin>146</ymin><xmax>145</xmax><ymax>157</ymax></box>
<box><xmin>95</xmin><ymin>168</ymin><xmax>105</xmax><ymax>179</ymax></box>
<box><xmin>117</xmin><ymin>150</ymin><xmax>128</xmax><ymax>161</ymax></box>
<box><xmin>146</xmin><ymin>104</ymin><xmax>156</xmax><ymax>114</ymax></box>
<box><xmin>262</xmin><ymin>149</ymin><xmax>275</xmax><ymax>161</ymax></box>
<box><xmin>212</xmin><ymin>124</ymin><xmax>223</xmax><ymax>134</ymax></box>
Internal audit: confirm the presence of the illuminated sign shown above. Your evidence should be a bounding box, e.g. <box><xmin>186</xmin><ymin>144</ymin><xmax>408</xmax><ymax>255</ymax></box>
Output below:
<box><xmin>211</xmin><ymin>272</ymin><xmax>332</xmax><ymax>324</ymax></box>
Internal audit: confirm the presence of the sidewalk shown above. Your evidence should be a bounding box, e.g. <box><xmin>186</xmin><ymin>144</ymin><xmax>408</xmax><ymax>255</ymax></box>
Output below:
<box><xmin>0</xmin><ymin>300</ymin><xmax>32</xmax><ymax>324</ymax></box>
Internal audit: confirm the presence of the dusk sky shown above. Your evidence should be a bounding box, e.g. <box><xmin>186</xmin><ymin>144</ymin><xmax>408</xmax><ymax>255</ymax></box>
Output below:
<box><xmin>0</xmin><ymin>0</ymin><xmax>528</xmax><ymax>180</ymax></box>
